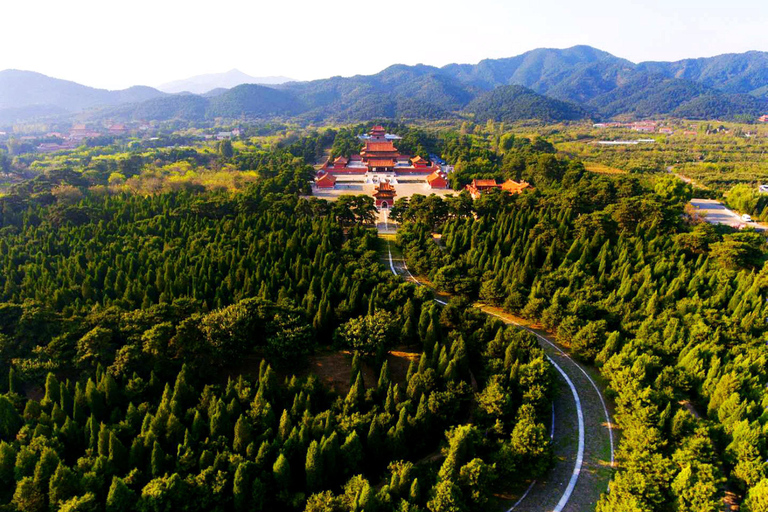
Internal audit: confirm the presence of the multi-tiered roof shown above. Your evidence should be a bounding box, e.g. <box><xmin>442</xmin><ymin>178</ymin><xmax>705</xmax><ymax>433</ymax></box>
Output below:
<box><xmin>321</xmin><ymin>126</ymin><xmax>439</xmax><ymax>175</ymax></box>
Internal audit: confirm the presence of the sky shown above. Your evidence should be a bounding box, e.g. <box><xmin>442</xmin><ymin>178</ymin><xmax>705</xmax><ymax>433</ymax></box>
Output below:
<box><xmin>1</xmin><ymin>0</ymin><xmax>766</xmax><ymax>90</ymax></box>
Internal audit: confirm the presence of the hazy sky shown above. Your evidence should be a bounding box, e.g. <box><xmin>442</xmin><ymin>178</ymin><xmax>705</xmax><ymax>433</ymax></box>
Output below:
<box><xmin>2</xmin><ymin>0</ymin><xmax>766</xmax><ymax>90</ymax></box>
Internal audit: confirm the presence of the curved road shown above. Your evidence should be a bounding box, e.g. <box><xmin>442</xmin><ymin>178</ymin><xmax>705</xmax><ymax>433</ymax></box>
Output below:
<box><xmin>385</xmin><ymin>240</ymin><xmax>615</xmax><ymax>512</ymax></box>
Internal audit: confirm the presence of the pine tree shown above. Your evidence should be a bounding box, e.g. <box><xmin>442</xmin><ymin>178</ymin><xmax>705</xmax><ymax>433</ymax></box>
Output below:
<box><xmin>108</xmin><ymin>432</ymin><xmax>128</xmax><ymax>473</ymax></box>
<box><xmin>233</xmin><ymin>462</ymin><xmax>252</xmax><ymax>512</ymax></box>
<box><xmin>8</xmin><ymin>367</ymin><xmax>19</xmax><ymax>395</ymax></box>
<box><xmin>272</xmin><ymin>454</ymin><xmax>291</xmax><ymax>491</ymax></box>
<box><xmin>48</xmin><ymin>462</ymin><xmax>79</xmax><ymax>508</ymax></box>
<box><xmin>150</xmin><ymin>441</ymin><xmax>164</xmax><ymax>478</ymax></box>
<box><xmin>0</xmin><ymin>441</ymin><xmax>17</xmax><ymax>488</ymax></box>
<box><xmin>321</xmin><ymin>432</ymin><xmax>340</xmax><ymax>482</ymax></box>
<box><xmin>42</xmin><ymin>373</ymin><xmax>60</xmax><ymax>407</ymax></box>
<box><xmin>12</xmin><ymin>477</ymin><xmax>44</xmax><ymax>512</ymax></box>
<box><xmin>32</xmin><ymin>447</ymin><xmax>59</xmax><ymax>493</ymax></box>
<box><xmin>233</xmin><ymin>415</ymin><xmax>252</xmax><ymax>454</ymax></box>
<box><xmin>340</xmin><ymin>431</ymin><xmax>363</xmax><ymax>476</ymax></box>
<box><xmin>0</xmin><ymin>395</ymin><xmax>22</xmax><ymax>440</ymax></box>
<box><xmin>305</xmin><ymin>440</ymin><xmax>323</xmax><ymax>491</ymax></box>
<box><xmin>377</xmin><ymin>361</ymin><xmax>391</xmax><ymax>392</ymax></box>
<box><xmin>350</xmin><ymin>352</ymin><xmax>362</xmax><ymax>386</ymax></box>
<box><xmin>409</xmin><ymin>478</ymin><xmax>421</xmax><ymax>502</ymax></box>
<box><xmin>98</xmin><ymin>423</ymin><xmax>110</xmax><ymax>457</ymax></box>
<box><xmin>278</xmin><ymin>409</ymin><xmax>291</xmax><ymax>442</ymax></box>
<box><xmin>345</xmin><ymin>372</ymin><xmax>366</xmax><ymax>414</ymax></box>
<box><xmin>106</xmin><ymin>476</ymin><xmax>136</xmax><ymax>512</ymax></box>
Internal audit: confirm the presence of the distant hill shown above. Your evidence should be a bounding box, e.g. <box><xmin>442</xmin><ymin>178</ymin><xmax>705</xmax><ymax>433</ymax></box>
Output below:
<box><xmin>97</xmin><ymin>84</ymin><xmax>303</xmax><ymax>122</ymax></box>
<box><xmin>283</xmin><ymin>65</ymin><xmax>474</xmax><ymax>122</ymax></box>
<box><xmin>637</xmin><ymin>52</ymin><xmax>768</xmax><ymax>97</ymax></box>
<box><xmin>158</xmin><ymin>69</ymin><xmax>294</xmax><ymax>94</ymax></box>
<box><xmin>4</xmin><ymin>47</ymin><xmax>768</xmax><ymax>126</ymax></box>
<box><xmin>464</xmin><ymin>84</ymin><xmax>590</xmax><ymax>122</ymax></box>
<box><xmin>441</xmin><ymin>45</ymin><xmax>633</xmax><ymax>93</ymax></box>
<box><xmin>0</xmin><ymin>69</ymin><xmax>164</xmax><ymax>114</ymax></box>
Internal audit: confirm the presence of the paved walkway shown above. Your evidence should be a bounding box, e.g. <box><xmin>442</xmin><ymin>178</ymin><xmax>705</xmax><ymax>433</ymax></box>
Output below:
<box><xmin>689</xmin><ymin>199</ymin><xmax>766</xmax><ymax>230</ymax></box>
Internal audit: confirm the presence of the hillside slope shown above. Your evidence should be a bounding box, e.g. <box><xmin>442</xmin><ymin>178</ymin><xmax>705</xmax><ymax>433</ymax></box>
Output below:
<box><xmin>465</xmin><ymin>84</ymin><xmax>590</xmax><ymax>122</ymax></box>
<box><xmin>0</xmin><ymin>70</ymin><xmax>164</xmax><ymax>111</ymax></box>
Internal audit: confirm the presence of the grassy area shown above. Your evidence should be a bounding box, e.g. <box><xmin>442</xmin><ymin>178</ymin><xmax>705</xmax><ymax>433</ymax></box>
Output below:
<box><xmin>585</xmin><ymin>162</ymin><xmax>627</xmax><ymax>175</ymax></box>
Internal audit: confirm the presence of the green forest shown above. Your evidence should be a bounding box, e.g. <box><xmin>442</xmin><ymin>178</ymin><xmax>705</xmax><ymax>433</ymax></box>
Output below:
<box><xmin>0</xmin><ymin>133</ymin><xmax>555</xmax><ymax>512</ymax></box>
<box><xmin>1</xmin><ymin>120</ymin><xmax>768</xmax><ymax>512</ymax></box>
<box><xmin>392</xmin><ymin>166</ymin><xmax>768</xmax><ymax>510</ymax></box>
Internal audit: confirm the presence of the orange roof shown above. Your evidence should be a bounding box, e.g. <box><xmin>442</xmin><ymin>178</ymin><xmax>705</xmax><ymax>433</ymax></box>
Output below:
<box><xmin>371</xmin><ymin>125</ymin><xmax>386</xmax><ymax>132</ymax></box>
<box><xmin>411</xmin><ymin>155</ymin><xmax>427</xmax><ymax>164</ymax></box>
<box><xmin>333</xmin><ymin>155</ymin><xmax>348</xmax><ymax>164</ymax></box>
<box><xmin>367</xmin><ymin>158</ymin><xmax>395</xmax><ymax>167</ymax></box>
<box><xmin>375</xmin><ymin>181</ymin><xmax>395</xmax><ymax>191</ymax></box>
<box><xmin>316</xmin><ymin>173</ymin><xmax>337</xmax><ymax>185</ymax></box>
<box><xmin>501</xmin><ymin>179</ymin><xmax>532</xmax><ymax>193</ymax></box>
<box><xmin>472</xmin><ymin>179</ymin><xmax>499</xmax><ymax>188</ymax></box>
<box><xmin>364</xmin><ymin>141</ymin><xmax>396</xmax><ymax>152</ymax></box>
<box><xmin>427</xmin><ymin>171</ymin><xmax>446</xmax><ymax>183</ymax></box>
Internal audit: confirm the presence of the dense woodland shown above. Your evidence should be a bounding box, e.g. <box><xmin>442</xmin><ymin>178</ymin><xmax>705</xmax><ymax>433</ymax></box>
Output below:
<box><xmin>1</xmin><ymin>121</ymin><xmax>768</xmax><ymax>511</ymax></box>
<box><xmin>393</xmin><ymin>164</ymin><xmax>768</xmax><ymax>510</ymax></box>
<box><xmin>0</xmin><ymin>136</ymin><xmax>555</xmax><ymax>512</ymax></box>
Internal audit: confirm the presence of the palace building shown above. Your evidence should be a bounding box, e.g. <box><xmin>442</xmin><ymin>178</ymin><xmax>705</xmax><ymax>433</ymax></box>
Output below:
<box><xmin>372</xmin><ymin>180</ymin><xmax>397</xmax><ymax>208</ymax></box>
<box><xmin>320</xmin><ymin>126</ymin><xmax>440</xmax><ymax>175</ymax></box>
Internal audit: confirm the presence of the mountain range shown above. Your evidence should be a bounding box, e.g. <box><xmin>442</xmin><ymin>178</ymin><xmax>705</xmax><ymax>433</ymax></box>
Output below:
<box><xmin>1</xmin><ymin>45</ymin><xmax>767</xmax><ymax>126</ymax></box>
<box><xmin>157</xmin><ymin>69</ymin><xmax>294</xmax><ymax>95</ymax></box>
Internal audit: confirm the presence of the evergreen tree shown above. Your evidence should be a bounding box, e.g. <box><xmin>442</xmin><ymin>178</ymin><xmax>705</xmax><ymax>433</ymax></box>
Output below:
<box><xmin>106</xmin><ymin>476</ymin><xmax>136</xmax><ymax>512</ymax></box>
<box><xmin>272</xmin><ymin>454</ymin><xmax>291</xmax><ymax>491</ymax></box>
<box><xmin>305</xmin><ymin>440</ymin><xmax>323</xmax><ymax>491</ymax></box>
<box><xmin>233</xmin><ymin>415</ymin><xmax>252</xmax><ymax>454</ymax></box>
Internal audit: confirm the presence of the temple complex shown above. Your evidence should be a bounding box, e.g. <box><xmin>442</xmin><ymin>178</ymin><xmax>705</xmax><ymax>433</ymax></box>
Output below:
<box><xmin>320</xmin><ymin>126</ymin><xmax>439</xmax><ymax>175</ymax></box>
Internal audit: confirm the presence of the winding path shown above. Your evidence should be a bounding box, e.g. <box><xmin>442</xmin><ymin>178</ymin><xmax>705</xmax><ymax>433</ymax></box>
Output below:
<box><xmin>384</xmin><ymin>240</ymin><xmax>615</xmax><ymax>512</ymax></box>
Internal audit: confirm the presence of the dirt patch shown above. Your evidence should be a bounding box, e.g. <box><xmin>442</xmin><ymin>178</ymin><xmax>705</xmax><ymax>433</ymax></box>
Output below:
<box><xmin>307</xmin><ymin>348</ymin><xmax>420</xmax><ymax>395</ymax></box>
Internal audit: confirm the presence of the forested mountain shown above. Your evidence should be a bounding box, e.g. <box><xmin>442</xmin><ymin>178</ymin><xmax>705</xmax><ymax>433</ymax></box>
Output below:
<box><xmin>464</xmin><ymin>84</ymin><xmax>590</xmax><ymax>122</ymax></box>
<box><xmin>637</xmin><ymin>51</ymin><xmax>768</xmax><ymax>97</ymax></box>
<box><xmin>440</xmin><ymin>45</ymin><xmax>634</xmax><ymax>92</ymax></box>
<box><xmin>4</xmin><ymin>47</ymin><xmax>768</xmax><ymax>125</ymax></box>
<box><xmin>93</xmin><ymin>84</ymin><xmax>304</xmax><ymax>122</ymax></box>
<box><xmin>84</xmin><ymin>47</ymin><xmax>768</xmax><ymax>123</ymax></box>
